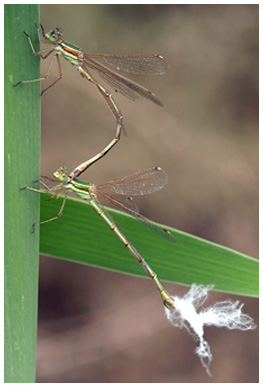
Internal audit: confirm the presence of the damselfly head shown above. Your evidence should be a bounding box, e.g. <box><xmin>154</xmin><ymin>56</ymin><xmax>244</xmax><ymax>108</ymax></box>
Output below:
<box><xmin>53</xmin><ymin>166</ymin><xmax>69</xmax><ymax>182</ymax></box>
<box><xmin>46</xmin><ymin>27</ymin><xmax>63</xmax><ymax>43</ymax></box>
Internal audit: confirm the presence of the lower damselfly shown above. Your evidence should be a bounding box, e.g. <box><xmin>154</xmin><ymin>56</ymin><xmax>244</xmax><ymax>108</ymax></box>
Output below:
<box><xmin>15</xmin><ymin>24</ymin><xmax>169</xmax><ymax>136</ymax></box>
<box><xmin>26</xmin><ymin>165</ymin><xmax>177</xmax><ymax>309</ymax></box>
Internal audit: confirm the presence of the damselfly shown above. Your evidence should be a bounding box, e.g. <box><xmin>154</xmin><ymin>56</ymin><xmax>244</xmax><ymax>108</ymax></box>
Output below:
<box><xmin>15</xmin><ymin>24</ymin><xmax>169</xmax><ymax>136</ymax></box>
<box><xmin>26</xmin><ymin>164</ymin><xmax>177</xmax><ymax>309</ymax></box>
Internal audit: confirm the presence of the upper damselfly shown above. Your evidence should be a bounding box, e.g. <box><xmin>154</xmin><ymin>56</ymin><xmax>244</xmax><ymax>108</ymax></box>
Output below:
<box><xmin>15</xmin><ymin>24</ymin><xmax>170</xmax><ymax>136</ymax></box>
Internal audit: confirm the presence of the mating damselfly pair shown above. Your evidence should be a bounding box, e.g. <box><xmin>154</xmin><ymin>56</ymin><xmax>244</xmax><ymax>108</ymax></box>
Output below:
<box><xmin>19</xmin><ymin>24</ymin><xmax>176</xmax><ymax>308</ymax></box>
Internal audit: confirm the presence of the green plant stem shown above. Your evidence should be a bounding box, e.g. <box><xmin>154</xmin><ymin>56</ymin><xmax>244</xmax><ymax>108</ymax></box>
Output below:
<box><xmin>4</xmin><ymin>4</ymin><xmax>40</xmax><ymax>382</ymax></box>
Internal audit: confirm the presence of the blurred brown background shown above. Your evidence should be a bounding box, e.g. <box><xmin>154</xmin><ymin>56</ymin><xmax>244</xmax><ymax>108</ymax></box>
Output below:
<box><xmin>36</xmin><ymin>4</ymin><xmax>258</xmax><ymax>383</ymax></box>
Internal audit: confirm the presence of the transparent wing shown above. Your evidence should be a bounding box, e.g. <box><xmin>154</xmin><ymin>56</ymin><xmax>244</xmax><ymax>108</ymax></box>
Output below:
<box><xmin>84</xmin><ymin>60</ymin><xmax>163</xmax><ymax>105</ymax></box>
<box><xmin>86</xmin><ymin>53</ymin><xmax>169</xmax><ymax>75</ymax></box>
<box><xmin>96</xmin><ymin>190</ymin><xmax>177</xmax><ymax>244</ymax></box>
<box><xmin>97</xmin><ymin>167</ymin><xmax>168</xmax><ymax>196</ymax></box>
<box><xmin>96</xmin><ymin>193</ymin><xmax>139</xmax><ymax>214</ymax></box>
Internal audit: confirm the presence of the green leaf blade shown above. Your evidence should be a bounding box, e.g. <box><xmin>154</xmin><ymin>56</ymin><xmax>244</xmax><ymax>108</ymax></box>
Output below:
<box><xmin>39</xmin><ymin>194</ymin><xmax>258</xmax><ymax>298</ymax></box>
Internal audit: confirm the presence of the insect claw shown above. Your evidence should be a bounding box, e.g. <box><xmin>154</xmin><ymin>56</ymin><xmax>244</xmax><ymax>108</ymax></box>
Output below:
<box><xmin>13</xmin><ymin>81</ymin><xmax>22</xmax><ymax>87</ymax></box>
<box><xmin>44</xmin><ymin>197</ymin><xmax>53</xmax><ymax>202</ymax></box>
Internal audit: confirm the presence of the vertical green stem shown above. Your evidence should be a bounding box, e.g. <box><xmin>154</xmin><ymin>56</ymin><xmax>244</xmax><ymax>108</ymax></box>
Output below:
<box><xmin>4</xmin><ymin>4</ymin><xmax>40</xmax><ymax>382</ymax></box>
